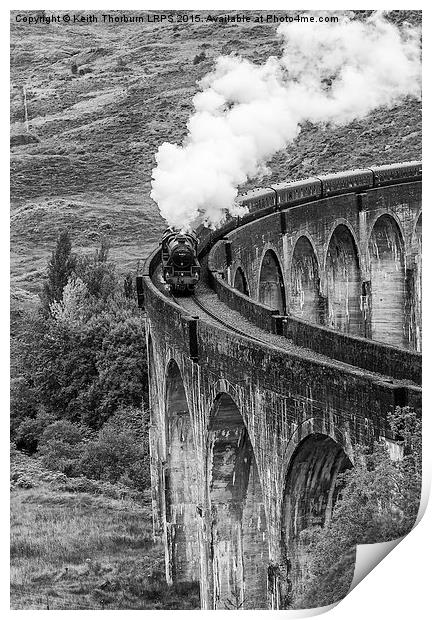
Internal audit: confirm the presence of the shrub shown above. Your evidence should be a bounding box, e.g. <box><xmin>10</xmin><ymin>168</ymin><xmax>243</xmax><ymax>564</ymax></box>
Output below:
<box><xmin>14</xmin><ymin>408</ymin><xmax>56</xmax><ymax>453</ymax></box>
<box><xmin>193</xmin><ymin>51</ymin><xmax>206</xmax><ymax>65</ymax></box>
<box><xmin>40</xmin><ymin>229</ymin><xmax>76</xmax><ymax>312</ymax></box>
<box><xmin>79</xmin><ymin>408</ymin><xmax>151</xmax><ymax>490</ymax></box>
<box><xmin>38</xmin><ymin>420</ymin><xmax>86</xmax><ymax>476</ymax></box>
<box><xmin>10</xmin><ymin>376</ymin><xmax>39</xmax><ymax>438</ymax></box>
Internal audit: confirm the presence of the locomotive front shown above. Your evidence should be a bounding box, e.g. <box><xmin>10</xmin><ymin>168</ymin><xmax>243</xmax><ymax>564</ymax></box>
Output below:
<box><xmin>161</xmin><ymin>228</ymin><xmax>200</xmax><ymax>293</ymax></box>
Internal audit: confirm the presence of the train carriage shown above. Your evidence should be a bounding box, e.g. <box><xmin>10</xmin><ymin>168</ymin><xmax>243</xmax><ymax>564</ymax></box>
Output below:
<box><xmin>370</xmin><ymin>161</ymin><xmax>422</xmax><ymax>187</ymax></box>
<box><xmin>235</xmin><ymin>187</ymin><xmax>278</xmax><ymax>220</ymax></box>
<box><xmin>271</xmin><ymin>177</ymin><xmax>322</xmax><ymax>208</ymax></box>
<box><xmin>318</xmin><ymin>169</ymin><xmax>374</xmax><ymax>197</ymax></box>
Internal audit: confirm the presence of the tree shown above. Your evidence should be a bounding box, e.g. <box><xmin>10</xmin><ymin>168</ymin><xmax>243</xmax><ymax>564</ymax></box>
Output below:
<box><xmin>75</xmin><ymin>236</ymin><xmax>116</xmax><ymax>300</ymax></box>
<box><xmin>294</xmin><ymin>407</ymin><xmax>421</xmax><ymax>609</ymax></box>
<box><xmin>38</xmin><ymin>420</ymin><xmax>86</xmax><ymax>476</ymax></box>
<box><xmin>11</xmin><ymin>233</ymin><xmax>148</xmax><ymax>481</ymax></box>
<box><xmin>123</xmin><ymin>272</ymin><xmax>134</xmax><ymax>299</ymax></box>
<box><xmin>41</xmin><ymin>230</ymin><xmax>76</xmax><ymax>312</ymax></box>
<box><xmin>79</xmin><ymin>407</ymin><xmax>150</xmax><ymax>489</ymax></box>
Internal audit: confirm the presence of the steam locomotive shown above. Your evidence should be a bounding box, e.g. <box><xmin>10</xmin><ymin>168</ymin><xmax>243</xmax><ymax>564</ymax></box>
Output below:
<box><xmin>161</xmin><ymin>228</ymin><xmax>200</xmax><ymax>293</ymax></box>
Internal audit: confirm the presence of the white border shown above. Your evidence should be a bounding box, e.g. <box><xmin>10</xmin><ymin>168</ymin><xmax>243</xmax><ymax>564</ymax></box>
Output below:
<box><xmin>4</xmin><ymin>2</ymin><xmax>430</xmax><ymax>618</ymax></box>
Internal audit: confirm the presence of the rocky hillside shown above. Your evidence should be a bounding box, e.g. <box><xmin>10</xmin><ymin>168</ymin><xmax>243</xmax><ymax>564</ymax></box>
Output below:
<box><xmin>10</xmin><ymin>10</ymin><xmax>421</xmax><ymax>300</ymax></box>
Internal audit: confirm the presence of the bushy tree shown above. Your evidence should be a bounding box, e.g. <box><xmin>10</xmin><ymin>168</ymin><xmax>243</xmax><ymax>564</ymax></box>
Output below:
<box><xmin>10</xmin><ymin>376</ymin><xmax>38</xmax><ymax>437</ymax></box>
<box><xmin>20</xmin><ymin>297</ymin><xmax>147</xmax><ymax>428</ymax></box>
<box><xmin>11</xmin><ymin>232</ymin><xmax>148</xmax><ymax>450</ymax></box>
<box><xmin>38</xmin><ymin>420</ymin><xmax>86</xmax><ymax>476</ymax></box>
<box><xmin>123</xmin><ymin>272</ymin><xmax>134</xmax><ymax>299</ymax></box>
<box><xmin>40</xmin><ymin>230</ymin><xmax>76</xmax><ymax>312</ymax></box>
<box><xmin>294</xmin><ymin>407</ymin><xmax>421</xmax><ymax>609</ymax></box>
<box><xmin>75</xmin><ymin>237</ymin><xmax>116</xmax><ymax>300</ymax></box>
<box><xmin>13</xmin><ymin>407</ymin><xmax>56</xmax><ymax>453</ymax></box>
<box><xmin>79</xmin><ymin>407</ymin><xmax>150</xmax><ymax>489</ymax></box>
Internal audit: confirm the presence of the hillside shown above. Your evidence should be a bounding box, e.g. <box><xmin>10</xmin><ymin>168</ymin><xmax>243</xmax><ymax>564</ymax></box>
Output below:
<box><xmin>10</xmin><ymin>10</ymin><xmax>421</xmax><ymax>301</ymax></box>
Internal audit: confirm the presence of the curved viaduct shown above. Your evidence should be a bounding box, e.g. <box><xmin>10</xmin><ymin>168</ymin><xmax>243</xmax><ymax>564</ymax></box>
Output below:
<box><xmin>139</xmin><ymin>167</ymin><xmax>422</xmax><ymax>610</ymax></box>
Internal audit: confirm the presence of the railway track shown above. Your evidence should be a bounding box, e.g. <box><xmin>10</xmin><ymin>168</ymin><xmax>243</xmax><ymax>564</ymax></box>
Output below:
<box><xmin>180</xmin><ymin>293</ymin><xmax>265</xmax><ymax>344</ymax></box>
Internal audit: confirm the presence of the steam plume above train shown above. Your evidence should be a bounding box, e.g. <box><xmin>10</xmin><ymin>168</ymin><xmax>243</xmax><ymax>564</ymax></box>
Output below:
<box><xmin>150</xmin><ymin>12</ymin><xmax>421</xmax><ymax>230</ymax></box>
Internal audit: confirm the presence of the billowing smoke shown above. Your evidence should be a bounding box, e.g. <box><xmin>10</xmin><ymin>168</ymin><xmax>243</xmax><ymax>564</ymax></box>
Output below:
<box><xmin>150</xmin><ymin>12</ymin><xmax>421</xmax><ymax>230</ymax></box>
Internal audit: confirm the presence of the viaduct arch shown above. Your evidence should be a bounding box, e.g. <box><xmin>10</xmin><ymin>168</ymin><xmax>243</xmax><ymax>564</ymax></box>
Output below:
<box><xmin>368</xmin><ymin>214</ymin><xmax>406</xmax><ymax>348</ymax></box>
<box><xmin>258</xmin><ymin>248</ymin><xmax>286</xmax><ymax>313</ymax></box>
<box><xmin>325</xmin><ymin>224</ymin><xmax>362</xmax><ymax>336</ymax></box>
<box><xmin>207</xmin><ymin>392</ymin><xmax>268</xmax><ymax>609</ymax></box>
<box><xmin>289</xmin><ymin>236</ymin><xmax>321</xmax><ymax>323</ymax></box>
<box><xmin>141</xmin><ymin>166</ymin><xmax>421</xmax><ymax>609</ymax></box>
<box><xmin>164</xmin><ymin>359</ymin><xmax>200</xmax><ymax>583</ymax></box>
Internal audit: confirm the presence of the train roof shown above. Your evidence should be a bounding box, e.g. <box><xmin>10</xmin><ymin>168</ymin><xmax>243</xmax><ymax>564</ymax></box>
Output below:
<box><xmin>370</xmin><ymin>160</ymin><xmax>421</xmax><ymax>172</ymax></box>
<box><xmin>270</xmin><ymin>177</ymin><xmax>321</xmax><ymax>191</ymax></box>
<box><xmin>316</xmin><ymin>168</ymin><xmax>373</xmax><ymax>182</ymax></box>
<box><xmin>236</xmin><ymin>186</ymin><xmax>275</xmax><ymax>201</ymax></box>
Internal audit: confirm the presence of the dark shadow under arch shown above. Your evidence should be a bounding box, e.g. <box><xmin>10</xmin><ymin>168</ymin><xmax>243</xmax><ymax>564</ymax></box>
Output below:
<box><xmin>282</xmin><ymin>433</ymin><xmax>352</xmax><ymax>601</ymax></box>
<box><xmin>208</xmin><ymin>393</ymin><xmax>268</xmax><ymax>609</ymax></box>
<box><xmin>165</xmin><ymin>360</ymin><xmax>199</xmax><ymax>583</ymax></box>
<box><xmin>233</xmin><ymin>266</ymin><xmax>250</xmax><ymax>296</ymax></box>
<box><xmin>325</xmin><ymin>225</ymin><xmax>362</xmax><ymax>336</ymax></box>
<box><xmin>290</xmin><ymin>236</ymin><xmax>321</xmax><ymax>323</ymax></box>
<box><xmin>258</xmin><ymin>249</ymin><xmax>286</xmax><ymax>313</ymax></box>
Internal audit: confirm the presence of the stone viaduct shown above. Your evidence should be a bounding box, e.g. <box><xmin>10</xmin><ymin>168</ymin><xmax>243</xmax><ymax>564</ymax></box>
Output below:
<box><xmin>138</xmin><ymin>167</ymin><xmax>422</xmax><ymax>609</ymax></box>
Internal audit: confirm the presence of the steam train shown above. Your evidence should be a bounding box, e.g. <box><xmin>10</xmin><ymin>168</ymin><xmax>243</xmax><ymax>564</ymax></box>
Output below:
<box><xmin>160</xmin><ymin>161</ymin><xmax>421</xmax><ymax>294</ymax></box>
<box><xmin>161</xmin><ymin>228</ymin><xmax>200</xmax><ymax>293</ymax></box>
<box><xmin>235</xmin><ymin>161</ymin><xmax>421</xmax><ymax>214</ymax></box>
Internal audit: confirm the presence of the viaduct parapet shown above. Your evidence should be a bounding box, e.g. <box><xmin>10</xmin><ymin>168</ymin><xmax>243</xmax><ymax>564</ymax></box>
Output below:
<box><xmin>139</xmin><ymin>164</ymin><xmax>422</xmax><ymax>609</ymax></box>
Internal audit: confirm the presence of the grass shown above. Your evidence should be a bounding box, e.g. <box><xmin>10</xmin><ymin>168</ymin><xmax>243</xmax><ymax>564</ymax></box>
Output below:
<box><xmin>10</xmin><ymin>451</ymin><xmax>200</xmax><ymax>609</ymax></box>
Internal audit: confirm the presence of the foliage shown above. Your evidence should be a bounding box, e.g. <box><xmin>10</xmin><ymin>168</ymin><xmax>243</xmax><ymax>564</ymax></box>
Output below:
<box><xmin>192</xmin><ymin>51</ymin><xmax>206</xmax><ymax>65</ymax></box>
<box><xmin>12</xmin><ymin>234</ymin><xmax>148</xmax><ymax>434</ymax></box>
<box><xmin>10</xmin><ymin>376</ymin><xmax>39</xmax><ymax>438</ymax></box>
<box><xmin>14</xmin><ymin>407</ymin><xmax>56</xmax><ymax>453</ymax></box>
<box><xmin>50</xmin><ymin>277</ymin><xmax>89</xmax><ymax>324</ymax></box>
<box><xmin>38</xmin><ymin>420</ymin><xmax>87</xmax><ymax>477</ymax></box>
<box><xmin>74</xmin><ymin>237</ymin><xmax>116</xmax><ymax>300</ymax></box>
<box><xmin>123</xmin><ymin>272</ymin><xmax>134</xmax><ymax>299</ymax></box>
<box><xmin>294</xmin><ymin>406</ymin><xmax>422</xmax><ymax>609</ymax></box>
<box><xmin>79</xmin><ymin>407</ymin><xmax>151</xmax><ymax>490</ymax></box>
<box><xmin>40</xmin><ymin>230</ymin><xmax>76</xmax><ymax>312</ymax></box>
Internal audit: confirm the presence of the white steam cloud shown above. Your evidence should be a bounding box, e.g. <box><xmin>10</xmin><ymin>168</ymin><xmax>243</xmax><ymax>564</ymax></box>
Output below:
<box><xmin>150</xmin><ymin>12</ymin><xmax>421</xmax><ymax>230</ymax></box>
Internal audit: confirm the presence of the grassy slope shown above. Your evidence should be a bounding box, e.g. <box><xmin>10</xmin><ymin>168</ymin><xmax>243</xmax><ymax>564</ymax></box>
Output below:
<box><xmin>10</xmin><ymin>452</ymin><xmax>200</xmax><ymax>609</ymax></box>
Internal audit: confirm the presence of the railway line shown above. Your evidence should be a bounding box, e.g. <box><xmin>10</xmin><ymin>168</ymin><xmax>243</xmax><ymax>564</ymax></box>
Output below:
<box><xmin>161</xmin><ymin>274</ymin><xmax>418</xmax><ymax>389</ymax></box>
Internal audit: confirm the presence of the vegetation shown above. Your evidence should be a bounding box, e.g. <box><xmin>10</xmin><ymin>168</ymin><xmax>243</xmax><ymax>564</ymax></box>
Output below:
<box><xmin>10</xmin><ymin>450</ymin><xmax>200</xmax><ymax>610</ymax></box>
<box><xmin>293</xmin><ymin>407</ymin><xmax>422</xmax><ymax>609</ymax></box>
<box><xmin>10</xmin><ymin>232</ymin><xmax>200</xmax><ymax>609</ymax></box>
<box><xmin>41</xmin><ymin>230</ymin><xmax>77</xmax><ymax>312</ymax></box>
<box><xmin>12</xmin><ymin>232</ymin><xmax>148</xmax><ymax>455</ymax></box>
